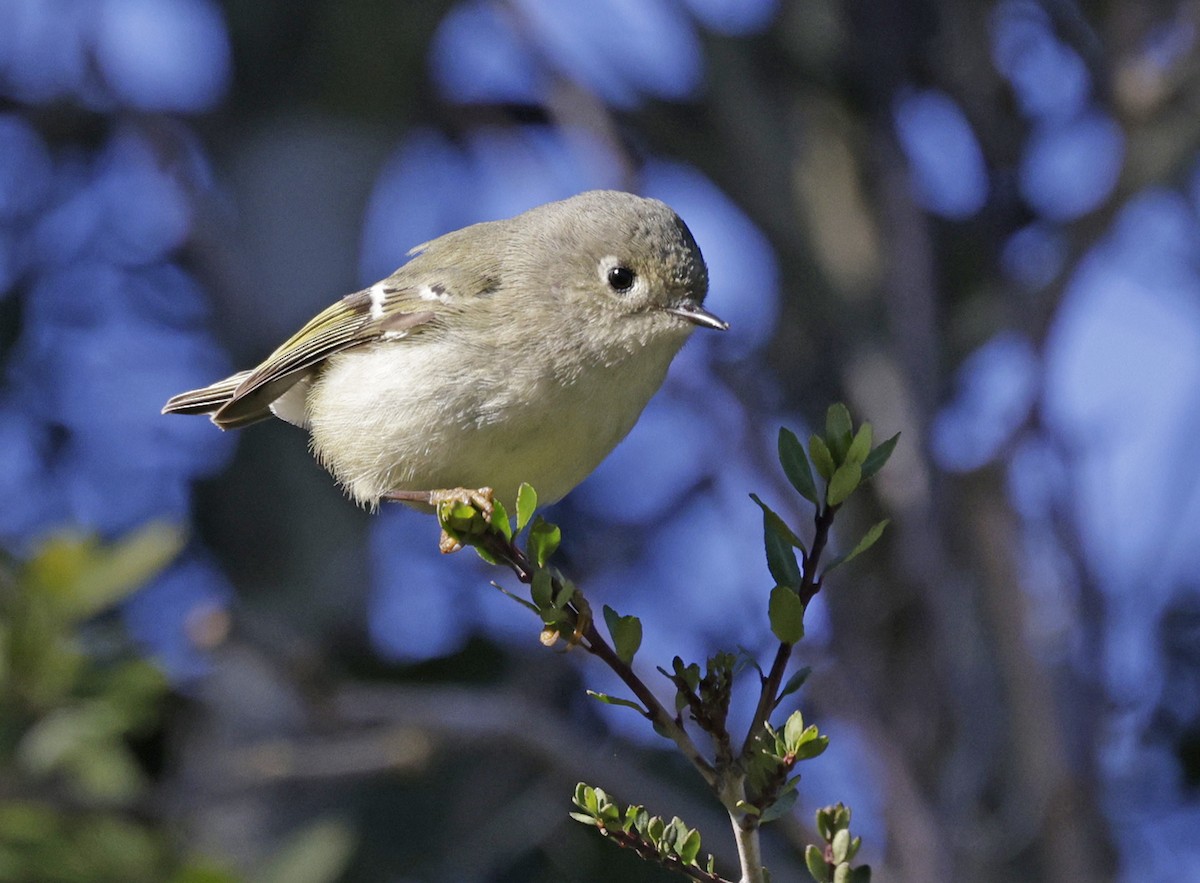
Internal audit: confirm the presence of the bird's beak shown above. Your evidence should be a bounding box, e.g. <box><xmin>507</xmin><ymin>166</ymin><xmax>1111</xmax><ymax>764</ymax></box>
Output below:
<box><xmin>667</xmin><ymin>301</ymin><xmax>729</xmax><ymax>331</ymax></box>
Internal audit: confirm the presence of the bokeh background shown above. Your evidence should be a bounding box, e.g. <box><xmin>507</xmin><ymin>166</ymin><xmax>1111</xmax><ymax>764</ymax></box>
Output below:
<box><xmin>2</xmin><ymin>0</ymin><xmax>1199</xmax><ymax>880</ymax></box>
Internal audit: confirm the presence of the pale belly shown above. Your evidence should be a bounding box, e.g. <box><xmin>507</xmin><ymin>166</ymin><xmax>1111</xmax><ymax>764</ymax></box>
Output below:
<box><xmin>303</xmin><ymin>332</ymin><xmax>683</xmax><ymax>507</ymax></box>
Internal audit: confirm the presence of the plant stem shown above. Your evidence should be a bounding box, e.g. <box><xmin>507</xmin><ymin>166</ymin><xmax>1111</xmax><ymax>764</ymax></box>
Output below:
<box><xmin>483</xmin><ymin>528</ymin><xmax>718</xmax><ymax>788</ymax></box>
<box><xmin>581</xmin><ymin>618</ymin><xmax>718</xmax><ymax>787</ymax></box>
<box><xmin>731</xmin><ymin>818</ymin><xmax>764</xmax><ymax>883</ymax></box>
<box><xmin>739</xmin><ymin>502</ymin><xmax>838</xmax><ymax>760</ymax></box>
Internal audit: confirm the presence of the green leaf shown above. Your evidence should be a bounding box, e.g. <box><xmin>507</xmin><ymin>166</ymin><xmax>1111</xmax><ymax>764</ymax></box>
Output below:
<box><xmin>569</xmin><ymin>812</ymin><xmax>599</xmax><ymax>827</ymax></box>
<box><xmin>850</xmin><ymin>866</ymin><xmax>872</xmax><ymax>883</ymax></box>
<box><xmin>516</xmin><ymin>483</ymin><xmax>537</xmax><ymax>533</ymax></box>
<box><xmin>777</xmin><ymin>666</ymin><xmax>813</xmax><ymax>704</ymax></box>
<box><xmin>783</xmin><ymin>710</ymin><xmax>807</xmax><ymax>749</ymax></box>
<box><xmin>759</xmin><ymin>784</ymin><xmax>799</xmax><ymax>823</ymax></box>
<box><xmin>586</xmin><ymin>690</ymin><xmax>645</xmax><ymax>712</ymax></box>
<box><xmin>257</xmin><ymin>817</ymin><xmax>356</xmax><ymax>883</ymax></box>
<box><xmin>27</xmin><ymin>522</ymin><xmax>186</xmax><ymax>622</ymax></box>
<box><xmin>779</xmin><ymin>428</ymin><xmax>819</xmax><ymax>504</ymax></box>
<box><xmin>826</xmin><ymin>463</ymin><xmax>861</xmax><ymax>507</ymax></box>
<box><xmin>527</xmin><ymin>516</ymin><xmax>561</xmax><ymax>567</ymax></box>
<box><xmin>531</xmin><ymin>569</ymin><xmax>554</xmax><ymax>610</ymax></box>
<box><xmin>845</xmin><ymin>422</ymin><xmax>872</xmax><ymax>466</ymax></box>
<box><xmin>603</xmin><ymin>605</ymin><xmax>643</xmax><ymax>666</ymax></box>
<box><xmin>768</xmin><ymin>586</ymin><xmax>805</xmax><ymax>644</ymax></box>
<box><xmin>833</xmin><ymin>864</ymin><xmax>851</xmax><ymax>883</ymax></box>
<box><xmin>488</xmin><ymin>498</ymin><xmax>512</xmax><ymax>540</ymax></box>
<box><xmin>760</xmin><ymin>506</ymin><xmax>802</xmax><ymax>589</ymax></box>
<box><xmin>750</xmin><ymin>494</ymin><xmax>807</xmax><ymax>555</ymax></box>
<box><xmin>825</xmin><ymin>404</ymin><xmax>853</xmax><ymax>461</ymax></box>
<box><xmin>806</xmin><ymin>845</ymin><xmax>830</xmax><ymax>882</ymax></box>
<box><xmin>679</xmin><ymin>828</ymin><xmax>702</xmax><ymax>865</ymax></box>
<box><xmin>824</xmin><ymin>520</ymin><xmax>890</xmax><ymax>576</ymax></box>
<box><xmin>794</xmin><ymin>731</ymin><xmax>830</xmax><ymax>761</ymax></box>
<box><xmin>832</xmin><ymin>828</ymin><xmax>851</xmax><ymax>864</ymax></box>
<box><xmin>861</xmin><ymin>432</ymin><xmax>900</xmax><ymax>481</ymax></box>
<box><xmin>846</xmin><ymin>519</ymin><xmax>889</xmax><ymax>563</ymax></box>
<box><xmin>809</xmin><ymin>435</ymin><xmax>836</xmax><ymax>481</ymax></box>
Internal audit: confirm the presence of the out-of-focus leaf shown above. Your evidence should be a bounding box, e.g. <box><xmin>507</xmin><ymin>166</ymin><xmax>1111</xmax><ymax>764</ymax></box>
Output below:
<box><xmin>25</xmin><ymin>522</ymin><xmax>186</xmax><ymax>622</ymax></box>
<box><xmin>256</xmin><ymin>817</ymin><xmax>357</xmax><ymax>883</ymax></box>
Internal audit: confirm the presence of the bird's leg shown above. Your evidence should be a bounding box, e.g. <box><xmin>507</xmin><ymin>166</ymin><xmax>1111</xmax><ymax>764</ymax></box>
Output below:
<box><xmin>383</xmin><ymin>487</ymin><xmax>495</xmax><ymax>553</ymax></box>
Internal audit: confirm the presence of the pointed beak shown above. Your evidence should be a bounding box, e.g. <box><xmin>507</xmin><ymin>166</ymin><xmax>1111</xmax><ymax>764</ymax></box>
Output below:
<box><xmin>667</xmin><ymin>301</ymin><xmax>729</xmax><ymax>331</ymax></box>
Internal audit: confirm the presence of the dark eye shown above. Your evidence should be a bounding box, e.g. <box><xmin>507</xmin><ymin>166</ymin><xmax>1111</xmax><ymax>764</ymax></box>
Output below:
<box><xmin>607</xmin><ymin>266</ymin><xmax>636</xmax><ymax>292</ymax></box>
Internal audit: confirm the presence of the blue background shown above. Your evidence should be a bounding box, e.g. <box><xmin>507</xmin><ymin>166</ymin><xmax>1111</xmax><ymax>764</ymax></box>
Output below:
<box><xmin>2</xmin><ymin>0</ymin><xmax>1198</xmax><ymax>880</ymax></box>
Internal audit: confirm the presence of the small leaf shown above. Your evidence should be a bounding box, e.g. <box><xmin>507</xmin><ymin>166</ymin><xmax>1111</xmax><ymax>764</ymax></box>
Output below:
<box><xmin>527</xmin><ymin>517</ymin><xmax>561</xmax><ymax>567</ymax></box>
<box><xmin>806</xmin><ymin>845</ymin><xmax>830</xmax><ymax>882</ymax></box>
<box><xmin>845</xmin><ymin>422</ymin><xmax>872</xmax><ymax>466</ymax></box>
<box><xmin>531</xmin><ymin>569</ymin><xmax>554</xmax><ymax>610</ymax></box>
<box><xmin>516</xmin><ymin>483</ymin><xmax>537</xmax><ymax>533</ymax></box>
<box><xmin>472</xmin><ymin>545</ymin><xmax>502</xmax><ymax>565</ymax></box>
<box><xmin>833</xmin><ymin>864</ymin><xmax>851</xmax><ymax>883</ymax></box>
<box><xmin>824</xmin><ymin>520</ymin><xmax>890</xmax><ymax>576</ymax></box>
<box><xmin>603</xmin><ymin>605</ymin><xmax>643</xmax><ymax>666</ymax></box>
<box><xmin>489</xmin><ymin>499</ymin><xmax>512</xmax><ymax>540</ymax></box>
<box><xmin>850</xmin><ymin>866</ymin><xmax>872</xmax><ymax>883</ymax></box>
<box><xmin>794</xmin><ymin>732</ymin><xmax>829</xmax><ymax>761</ymax></box>
<box><xmin>779</xmin><ymin>428</ymin><xmax>819</xmax><ymax>505</ymax></box>
<box><xmin>553</xmin><ymin>578</ymin><xmax>575</xmax><ymax>609</ymax></box>
<box><xmin>750</xmin><ymin>494</ymin><xmax>807</xmax><ymax>555</ymax></box>
<box><xmin>586</xmin><ymin>691</ymin><xmax>645</xmax><ymax>712</ymax></box>
<box><xmin>679</xmin><ymin>828</ymin><xmax>702</xmax><ymax>865</ymax></box>
<box><xmin>760</xmin><ymin>506</ymin><xmax>802</xmax><ymax>588</ymax></box>
<box><xmin>809</xmin><ymin>435</ymin><xmax>836</xmax><ymax>481</ymax></box>
<box><xmin>825</xmin><ymin>404</ymin><xmax>853</xmax><ymax>461</ymax></box>
<box><xmin>826</xmin><ymin>463</ymin><xmax>861</xmax><ymax>507</ymax></box>
<box><xmin>768</xmin><ymin>586</ymin><xmax>805</xmax><ymax>644</ymax></box>
<box><xmin>783</xmin><ymin>710</ymin><xmax>807</xmax><ymax>749</ymax></box>
<box><xmin>861</xmin><ymin>432</ymin><xmax>900</xmax><ymax>481</ymax></box>
<box><xmin>759</xmin><ymin>785</ymin><xmax>799</xmax><ymax>823</ymax></box>
<box><xmin>777</xmin><ymin>666</ymin><xmax>813</xmax><ymax>704</ymax></box>
<box><xmin>569</xmin><ymin>812</ymin><xmax>599</xmax><ymax>827</ymax></box>
<box><xmin>832</xmin><ymin>828</ymin><xmax>851</xmax><ymax>864</ymax></box>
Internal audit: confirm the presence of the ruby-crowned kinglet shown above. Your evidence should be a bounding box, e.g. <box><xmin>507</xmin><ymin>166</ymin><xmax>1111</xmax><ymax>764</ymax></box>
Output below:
<box><xmin>163</xmin><ymin>190</ymin><xmax>727</xmax><ymax>508</ymax></box>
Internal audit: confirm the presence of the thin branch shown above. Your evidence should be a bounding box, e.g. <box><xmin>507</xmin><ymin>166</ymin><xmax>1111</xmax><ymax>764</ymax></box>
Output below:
<box><xmin>740</xmin><ymin>502</ymin><xmax>838</xmax><ymax>761</ymax></box>
<box><xmin>478</xmin><ymin>528</ymin><xmax>718</xmax><ymax>789</ymax></box>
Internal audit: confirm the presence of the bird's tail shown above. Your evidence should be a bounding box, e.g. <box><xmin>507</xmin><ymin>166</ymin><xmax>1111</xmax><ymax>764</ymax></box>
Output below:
<box><xmin>161</xmin><ymin>371</ymin><xmax>262</xmax><ymax>428</ymax></box>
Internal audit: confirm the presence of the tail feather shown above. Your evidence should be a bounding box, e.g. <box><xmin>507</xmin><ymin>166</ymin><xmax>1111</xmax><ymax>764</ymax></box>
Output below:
<box><xmin>162</xmin><ymin>371</ymin><xmax>263</xmax><ymax>427</ymax></box>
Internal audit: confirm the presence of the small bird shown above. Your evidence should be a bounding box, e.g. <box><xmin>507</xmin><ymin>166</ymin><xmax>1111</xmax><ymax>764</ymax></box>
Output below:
<box><xmin>163</xmin><ymin>190</ymin><xmax>727</xmax><ymax>514</ymax></box>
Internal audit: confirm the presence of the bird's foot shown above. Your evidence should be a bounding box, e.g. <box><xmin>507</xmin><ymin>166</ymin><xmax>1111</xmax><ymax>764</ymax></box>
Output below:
<box><xmin>383</xmin><ymin>487</ymin><xmax>495</xmax><ymax>553</ymax></box>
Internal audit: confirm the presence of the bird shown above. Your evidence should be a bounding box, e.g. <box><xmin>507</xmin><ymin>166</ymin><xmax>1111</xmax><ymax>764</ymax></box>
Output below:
<box><xmin>163</xmin><ymin>190</ymin><xmax>727</xmax><ymax>516</ymax></box>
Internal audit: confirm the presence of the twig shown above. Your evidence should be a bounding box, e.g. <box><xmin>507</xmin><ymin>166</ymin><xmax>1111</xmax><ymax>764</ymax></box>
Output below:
<box><xmin>479</xmin><ymin>529</ymin><xmax>717</xmax><ymax>789</ymax></box>
<box><xmin>739</xmin><ymin>503</ymin><xmax>838</xmax><ymax>761</ymax></box>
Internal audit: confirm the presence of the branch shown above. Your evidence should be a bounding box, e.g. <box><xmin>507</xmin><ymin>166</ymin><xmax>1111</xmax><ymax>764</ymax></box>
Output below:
<box><xmin>740</xmin><ymin>502</ymin><xmax>838</xmax><ymax>761</ymax></box>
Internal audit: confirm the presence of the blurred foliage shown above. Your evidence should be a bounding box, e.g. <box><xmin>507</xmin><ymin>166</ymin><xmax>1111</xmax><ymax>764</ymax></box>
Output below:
<box><xmin>0</xmin><ymin>527</ymin><xmax>355</xmax><ymax>883</ymax></box>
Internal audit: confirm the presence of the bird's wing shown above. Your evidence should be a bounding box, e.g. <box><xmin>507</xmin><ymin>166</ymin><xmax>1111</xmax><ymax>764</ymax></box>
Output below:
<box><xmin>208</xmin><ymin>285</ymin><xmax>447</xmax><ymax>428</ymax></box>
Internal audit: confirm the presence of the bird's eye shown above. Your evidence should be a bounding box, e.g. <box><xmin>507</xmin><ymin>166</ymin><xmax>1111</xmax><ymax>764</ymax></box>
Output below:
<box><xmin>607</xmin><ymin>266</ymin><xmax>636</xmax><ymax>292</ymax></box>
